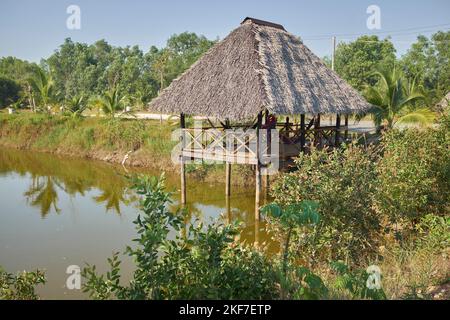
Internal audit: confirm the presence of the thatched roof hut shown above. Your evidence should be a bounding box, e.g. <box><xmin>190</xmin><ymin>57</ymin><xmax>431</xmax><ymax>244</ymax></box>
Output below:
<box><xmin>148</xmin><ymin>17</ymin><xmax>372</xmax><ymax>121</ymax></box>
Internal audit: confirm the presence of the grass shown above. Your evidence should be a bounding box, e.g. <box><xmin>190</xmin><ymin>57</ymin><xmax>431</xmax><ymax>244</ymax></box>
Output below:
<box><xmin>0</xmin><ymin>112</ymin><xmax>175</xmax><ymax>166</ymax></box>
<box><xmin>0</xmin><ymin>112</ymin><xmax>258</xmax><ymax>185</ymax></box>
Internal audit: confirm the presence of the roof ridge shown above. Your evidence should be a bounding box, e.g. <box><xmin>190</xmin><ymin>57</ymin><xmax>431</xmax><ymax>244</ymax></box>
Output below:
<box><xmin>252</xmin><ymin>24</ymin><xmax>274</xmax><ymax>113</ymax></box>
<box><xmin>241</xmin><ymin>17</ymin><xmax>286</xmax><ymax>31</ymax></box>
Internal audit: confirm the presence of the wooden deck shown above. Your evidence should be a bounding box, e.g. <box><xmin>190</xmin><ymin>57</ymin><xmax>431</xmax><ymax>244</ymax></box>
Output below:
<box><xmin>179</xmin><ymin>124</ymin><xmax>355</xmax><ymax>166</ymax></box>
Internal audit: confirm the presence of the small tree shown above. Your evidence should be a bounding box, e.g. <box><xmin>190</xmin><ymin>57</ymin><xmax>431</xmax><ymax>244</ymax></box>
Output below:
<box><xmin>28</xmin><ymin>67</ymin><xmax>54</xmax><ymax>113</ymax></box>
<box><xmin>82</xmin><ymin>175</ymin><xmax>277</xmax><ymax>300</ymax></box>
<box><xmin>65</xmin><ymin>95</ymin><xmax>89</xmax><ymax>117</ymax></box>
<box><xmin>262</xmin><ymin>201</ymin><xmax>328</xmax><ymax>299</ymax></box>
<box><xmin>0</xmin><ymin>76</ymin><xmax>21</xmax><ymax>108</ymax></box>
<box><xmin>92</xmin><ymin>88</ymin><xmax>126</xmax><ymax>117</ymax></box>
<box><xmin>363</xmin><ymin>67</ymin><xmax>434</xmax><ymax>131</ymax></box>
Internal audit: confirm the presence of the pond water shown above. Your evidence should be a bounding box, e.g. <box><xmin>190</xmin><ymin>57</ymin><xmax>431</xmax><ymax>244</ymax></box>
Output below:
<box><xmin>0</xmin><ymin>148</ymin><xmax>274</xmax><ymax>299</ymax></box>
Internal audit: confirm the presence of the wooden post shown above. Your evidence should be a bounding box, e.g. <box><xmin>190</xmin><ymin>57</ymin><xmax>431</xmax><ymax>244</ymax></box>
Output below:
<box><xmin>265</xmin><ymin>112</ymin><xmax>271</xmax><ymax>198</ymax></box>
<box><xmin>180</xmin><ymin>113</ymin><xmax>186</xmax><ymax>206</ymax></box>
<box><xmin>314</xmin><ymin>114</ymin><xmax>321</xmax><ymax>146</ymax></box>
<box><xmin>254</xmin><ymin>218</ymin><xmax>260</xmax><ymax>247</ymax></box>
<box><xmin>344</xmin><ymin>115</ymin><xmax>349</xmax><ymax>141</ymax></box>
<box><xmin>255</xmin><ymin>112</ymin><xmax>263</xmax><ymax>222</ymax></box>
<box><xmin>300</xmin><ymin>114</ymin><xmax>306</xmax><ymax>152</ymax></box>
<box><xmin>335</xmin><ymin>114</ymin><xmax>341</xmax><ymax>146</ymax></box>
<box><xmin>226</xmin><ymin>193</ymin><xmax>231</xmax><ymax>224</ymax></box>
<box><xmin>225</xmin><ymin>162</ymin><xmax>231</xmax><ymax>197</ymax></box>
<box><xmin>264</xmin><ymin>175</ymin><xmax>270</xmax><ymax>201</ymax></box>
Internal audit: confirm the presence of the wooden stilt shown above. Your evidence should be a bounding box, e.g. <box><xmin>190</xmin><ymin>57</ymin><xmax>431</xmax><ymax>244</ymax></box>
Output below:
<box><xmin>225</xmin><ymin>162</ymin><xmax>231</xmax><ymax>197</ymax></box>
<box><xmin>255</xmin><ymin>112</ymin><xmax>263</xmax><ymax>222</ymax></box>
<box><xmin>314</xmin><ymin>114</ymin><xmax>321</xmax><ymax>146</ymax></box>
<box><xmin>264</xmin><ymin>174</ymin><xmax>270</xmax><ymax>201</ymax></box>
<box><xmin>180</xmin><ymin>114</ymin><xmax>186</xmax><ymax>206</ymax></box>
<box><xmin>300</xmin><ymin>114</ymin><xmax>306</xmax><ymax>152</ymax></box>
<box><xmin>344</xmin><ymin>115</ymin><xmax>349</xmax><ymax>141</ymax></box>
<box><xmin>226</xmin><ymin>193</ymin><xmax>231</xmax><ymax>224</ymax></box>
<box><xmin>265</xmin><ymin>111</ymin><xmax>271</xmax><ymax>200</ymax></box>
<box><xmin>254</xmin><ymin>218</ymin><xmax>260</xmax><ymax>247</ymax></box>
<box><xmin>335</xmin><ymin>114</ymin><xmax>341</xmax><ymax>146</ymax></box>
<box><xmin>255</xmin><ymin>163</ymin><xmax>262</xmax><ymax>220</ymax></box>
<box><xmin>181</xmin><ymin>161</ymin><xmax>186</xmax><ymax>205</ymax></box>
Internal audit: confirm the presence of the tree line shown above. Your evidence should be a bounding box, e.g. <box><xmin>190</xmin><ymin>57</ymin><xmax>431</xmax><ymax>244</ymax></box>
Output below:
<box><xmin>0</xmin><ymin>31</ymin><xmax>448</xmax><ymax>119</ymax></box>
<box><xmin>0</xmin><ymin>32</ymin><xmax>215</xmax><ymax>112</ymax></box>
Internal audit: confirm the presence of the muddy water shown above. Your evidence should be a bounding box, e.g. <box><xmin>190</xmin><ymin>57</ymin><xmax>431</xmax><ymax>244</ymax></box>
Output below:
<box><xmin>0</xmin><ymin>148</ymin><xmax>276</xmax><ymax>299</ymax></box>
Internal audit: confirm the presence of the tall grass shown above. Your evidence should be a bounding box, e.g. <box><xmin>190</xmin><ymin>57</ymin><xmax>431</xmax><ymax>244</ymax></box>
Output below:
<box><xmin>0</xmin><ymin>113</ymin><xmax>175</xmax><ymax>162</ymax></box>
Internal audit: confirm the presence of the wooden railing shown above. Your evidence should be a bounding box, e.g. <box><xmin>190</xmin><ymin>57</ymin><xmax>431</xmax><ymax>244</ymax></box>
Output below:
<box><xmin>278</xmin><ymin>124</ymin><xmax>349</xmax><ymax>147</ymax></box>
<box><xmin>181</xmin><ymin>128</ymin><xmax>259</xmax><ymax>164</ymax></box>
<box><xmin>180</xmin><ymin>124</ymin><xmax>353</xmax><ymax>164</ymax></box>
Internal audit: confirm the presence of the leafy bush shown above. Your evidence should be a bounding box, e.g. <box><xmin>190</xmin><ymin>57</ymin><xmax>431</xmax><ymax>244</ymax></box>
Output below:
<box><xmin>262</xmin><ymin>201</ymin><xmax>328</xmax><ymax>299</ymax></box>
<box><xmin>414</xmin><ymin>214</ymin><xmax>450</xmax><ymax>252</ymax></box>
<box><xmin>82</xmin><ymin>175</ymin><xmax>278</xmax><ymax>300</ymax></box>
<box><xmin>0</xmin><ymin>76</ymin><xmax>21</xmax><ymax>108</ymax></box>
<box><xmin>375</xmin><ymin>125</ymin><xmax>450</xmax><ymax>232</ymax></box>
<box><xmin>271</xmin><ymin>145</ymin><xmax>381</xmax><ymax>266</ymax></box>
<box><xmin>330</xmin><ymin>261</ymin><xmax>386</xmax><ymax>300</ymax></box>
<box><xmin>0</xmin><ymin>268</ymin><xmax>46</xmax><ymax>300</ymax></box>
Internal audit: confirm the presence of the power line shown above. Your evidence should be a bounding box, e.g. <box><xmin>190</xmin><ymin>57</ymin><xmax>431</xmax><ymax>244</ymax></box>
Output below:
<box><xmin>302</xmin><ymin>23</ymin><xmax>450</xmax><ymax>40</ymax></box>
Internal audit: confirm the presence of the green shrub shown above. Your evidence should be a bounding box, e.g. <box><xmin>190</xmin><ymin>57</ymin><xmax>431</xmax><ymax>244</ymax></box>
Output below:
<box><xmin>271</xmin><ymin>145</ymin><xmax>381</xmax><ymax>266</ymax></box>
<box><xmin>262</xmin><ymin>201</ymin><xmax>327</xmax><ymax>299</ymax></box>
<box><xmin>82</xmin><ymin>174</ymin><xmax>278</xmax><ymax>300</ymax></box>
<box><xmin>414</xmin><ymin>214</ymin><xmax>450</xmax><ymax>253</ymax></box>
<box><xmin>0</xmin><ymin>268</ymin><xmax>46</xmax><ymax>300</ymax></box>
<box><xmin>375</xmin><ymin>125</ymin><xmax>450</xmax><ymax>232</ymax></box>
<box><xmin>330</xmin><ymin>261</ymin><xmax>386</xmax><ymax>300</ymax></box>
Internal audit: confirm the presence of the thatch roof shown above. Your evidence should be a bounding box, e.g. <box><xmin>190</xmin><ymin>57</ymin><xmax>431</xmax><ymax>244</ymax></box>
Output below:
<box><xmin>148</xmin><ymin>17</ymin><xmax>372</xmax><ymax>121</ymax></box>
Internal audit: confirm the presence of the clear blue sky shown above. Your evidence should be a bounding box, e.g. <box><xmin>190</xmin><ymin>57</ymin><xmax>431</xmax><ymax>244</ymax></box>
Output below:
<box><xmin>1</xmin><ymin>0</ymin><xmax>449</xmax><ymax>62</ymax></box>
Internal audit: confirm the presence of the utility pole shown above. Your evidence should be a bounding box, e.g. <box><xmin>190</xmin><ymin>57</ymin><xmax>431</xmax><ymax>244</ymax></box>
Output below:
<box><xmin>331</xmin><ymin>36</ymin><xmax>337</xmax><ymax>126</ymax></box>
<box><xmin>331</xmin><ymin>36</ymin><xmax>336</xmax><ymax>71</ymax></box>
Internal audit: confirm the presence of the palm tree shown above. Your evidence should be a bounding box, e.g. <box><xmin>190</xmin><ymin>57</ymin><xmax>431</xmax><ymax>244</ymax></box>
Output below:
<box><xmin>362</xmin><ymin>67</ymin><xmax>435</xmax><ymax>131</ymax></box>
<box><xmin>153</xmin><ymin>49</ymin><xmax>170</xmax><ymax>92</ymax></box>
<box><xmin>28</xmin><ymin>68</ymin><xmax>54</xmax><ymax>113</ymax></box>
<box><xmin>66</xmin><ymin>95</ymin><xmax>89</xmax><ymax>117</ymax></box>
<box><xmin>92</xmin><ymin>88</ymin><xmax>126</xmax><ymax>117</ymax></box>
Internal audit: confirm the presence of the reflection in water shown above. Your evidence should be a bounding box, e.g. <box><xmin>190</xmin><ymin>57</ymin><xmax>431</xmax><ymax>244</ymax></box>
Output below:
<box><xmin>0</xmin><ymin>148</ymin><xmax>276</xmax><ymax>299</ymax></box>
<box><xmin>24</xmin><ymin>176</ymin><xmax>60</xmax><ymax>216</ymax></box>
<box><xmin>0</xmin><ymin>150</ymin><xmax>138</xmax><ymax>216</ymax></box>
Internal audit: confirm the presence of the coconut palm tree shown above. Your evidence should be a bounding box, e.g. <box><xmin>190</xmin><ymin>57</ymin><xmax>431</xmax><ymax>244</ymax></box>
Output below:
<box><xmin>92</xmin><ymin>88</ymin><xmax>126</xmax><ymax>117</ymax></box>
<box><xmin>66</xmin><ymin>95</ymin><xmax>89</xmax><ymax>117</ymax></box>
<box><xmin>28</xmin><ymin>68</ymin><xmax>54</xmax><ymax>113</ymax></box>
<box><xmin>363</xmin><ymin>67</ymin><xmax>435</xmax><ymax>131</ymax></box>
<box><xmin>153</xmin><ymin>49</ymin><xmax>170</xmax><ymax>92</ymax></box>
